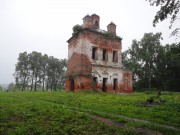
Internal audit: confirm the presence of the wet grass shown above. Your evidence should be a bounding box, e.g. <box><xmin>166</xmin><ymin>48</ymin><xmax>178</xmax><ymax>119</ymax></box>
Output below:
<box><xmin>0</xmin><ymin>90</ymin><xmax>179</xmax><ymax>134</ymax></box>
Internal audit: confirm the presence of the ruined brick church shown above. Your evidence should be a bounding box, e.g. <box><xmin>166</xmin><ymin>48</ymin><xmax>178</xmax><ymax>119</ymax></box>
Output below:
<box><xmin>65</xmin><ymin>14</ymin><xmax>133</xmax><ymax>93</ymax></box>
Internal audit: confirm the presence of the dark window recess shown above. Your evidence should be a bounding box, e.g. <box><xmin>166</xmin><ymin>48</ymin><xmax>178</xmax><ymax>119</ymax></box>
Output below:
<box><xmin>92</xmin><ymin>47</ymin><xmax>98</xmax><ymax>60</ymax></box>
<box><xmin>113</xmin><ymin>51</ymin><xmax>118</xmax><ymax>62</ymax></box>
<box><xmin>113</xmin><ymin>78</ymin><xmax>118</xmax><ymax>90</ymax></box>
<box><xmin>103</xmin><ymin>49</ymin><xmax>108</xmax><ymax>61</ymax></box>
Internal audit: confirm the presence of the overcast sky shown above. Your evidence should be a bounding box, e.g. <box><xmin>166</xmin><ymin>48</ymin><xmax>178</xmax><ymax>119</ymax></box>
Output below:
<box><xmin>0</xmin><ymin>0</ymin><xmax>179</xmax><ymax>84</ymax></box>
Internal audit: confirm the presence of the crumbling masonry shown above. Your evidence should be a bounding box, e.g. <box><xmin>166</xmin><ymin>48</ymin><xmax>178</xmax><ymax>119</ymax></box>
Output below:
<box><xmin>65</xmin><ymin>14</ymin><xmax>133</xmax><ymax>93</ymax></box>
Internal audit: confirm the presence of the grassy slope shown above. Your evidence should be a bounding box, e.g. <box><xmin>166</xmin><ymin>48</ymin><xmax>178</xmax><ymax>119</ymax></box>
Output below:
<box><xmin>0</xmin><ymin>91</ymin><xmax>179</xmax><ymax>135</ymax></box>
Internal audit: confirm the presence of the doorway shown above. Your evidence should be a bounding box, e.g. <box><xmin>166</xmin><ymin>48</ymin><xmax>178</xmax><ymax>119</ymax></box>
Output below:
<box><xmin>70</xmin><ymin>79</ymin><xmax>74</xmax><ymax>91</ymax></box>
<box><xmin>113</xmin><ymin>78</ymin><xmax>118</xmax><ymax>90</ymax></box>
<box><xmin>93</xmin><ymin>77</ymin><xmax>97</xmax><ymax>90</ymax></box>
<box><xmin>102</xmin><ymin>78</ymin><xmax>107</xmax><ymax>92</ymax></box>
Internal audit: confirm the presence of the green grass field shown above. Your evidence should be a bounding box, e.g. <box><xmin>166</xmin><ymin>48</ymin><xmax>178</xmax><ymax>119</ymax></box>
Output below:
<box><xmin>0</xmin><ymin>91</ymin><xmax>180</xmax><ymax>135</ymax></box>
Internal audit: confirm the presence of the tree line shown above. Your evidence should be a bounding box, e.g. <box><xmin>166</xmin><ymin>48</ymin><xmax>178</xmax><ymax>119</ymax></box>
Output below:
<box><xmin>14</xmin><ymin>51</ymin><xmax>67</xmax><ymax>91</ymax></box>
<box><xmin>122</xmin><ymin>32</ymin><xmax>180</xmax><ymax>91</ymax></box>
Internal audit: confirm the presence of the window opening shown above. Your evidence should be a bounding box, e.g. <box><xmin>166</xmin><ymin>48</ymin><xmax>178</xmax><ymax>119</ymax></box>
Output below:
<box><xmin>103</xmin><ymin>49</ymin><xmax>108</xmax><ymax>61</ymax></box>
<box><xmin>92</xmin><ymin>47</ymin><xmax>98</xmax><ymax>60</ymax></box>
<box><xmin>113</xmin><ymin>51</ymin><xmax>118</xmax><ymax>62</ymax></box>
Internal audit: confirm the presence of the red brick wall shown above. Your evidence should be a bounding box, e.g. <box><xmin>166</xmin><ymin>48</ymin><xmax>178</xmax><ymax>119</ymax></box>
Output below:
<box><xmin>119</xmin><ymin>71</ymin><xmax>133</xmax><ymax>93</ymax></box>
<box><xmin>66</xmin><ymin>76</ymin><xmax>92</xmax><ymax>91</ymax></box>
<box><xmin>65</xmin><ymin>50</ymin><xmax>92</xmax><ymax>91</ymax></box>
<box><xmin>82</xmin><ymin>30</ymin><xmax>121</xmax><ymax>51</ymax></box>
<box><xmin>66</xmin><ymin>53</ymin><xmax>92</xmax><ymax>76</ymax></box>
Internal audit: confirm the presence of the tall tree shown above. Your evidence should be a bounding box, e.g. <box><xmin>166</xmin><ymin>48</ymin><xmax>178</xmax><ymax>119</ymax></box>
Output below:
<box><xmin>123</xmin><ymin>33</ymin><xmax>163</xmax><ymax>90</ymax></box>
<box><xmin>47</xmin><ymin>56</ymin><xmax>60</xmax><ymax>91</ymax></box>
<box><xmin>28</xmin><ymin>51</ymin><xmax>42</xmax><ymax>91</ymax></box>
<box><xmin>140</xmin><ymin>33</ymin><xmax>163</xmax><ymax>90</ymax></box>
<box><xmin>14</xmin><ymin>52</ymin><xmax>30</xmax><ymax>91</ymax></box>
<box><xmin>163</xmin><ymin>43</ymin><xmax>180</xmax><ymax>91</ymax></box>
<box><xmin>41</xmin><ymin>54</ymin><xmax>48</xmax><ymax>91</ymax></box>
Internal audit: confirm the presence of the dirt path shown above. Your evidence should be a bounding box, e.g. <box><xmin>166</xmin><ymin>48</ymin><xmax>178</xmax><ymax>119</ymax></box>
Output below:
<box><xmin>90</xmin><ymin>115</ymin><xmax>163</xmax><ymax>135</ymax></box>
<box><xmin>100</xmin><ymin>112</ymin><xmax>180</xmax><ymax>132</ymax></box>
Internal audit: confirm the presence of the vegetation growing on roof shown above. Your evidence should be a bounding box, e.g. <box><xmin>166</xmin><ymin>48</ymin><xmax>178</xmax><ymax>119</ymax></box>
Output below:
<box><xmin>72</xmin><ymin>24</ymin><xmax>83</xmax><ymax>36</ymax></box>
<box><xmin>102</xmin><ymin>31</ymin><xmax>121</xmax><ymax>40</ymax></box>
<box><xmin>72</xmin><ymin>24</ymin><xmax>121</xmax><ymax>40</ymax></box>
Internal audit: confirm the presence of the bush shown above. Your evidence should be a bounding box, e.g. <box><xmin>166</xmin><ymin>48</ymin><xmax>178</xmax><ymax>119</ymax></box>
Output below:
<box><xmin>72</xmin><ymin>24</ymin><xmax>83</xmax><ymax>36</ymax></box>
